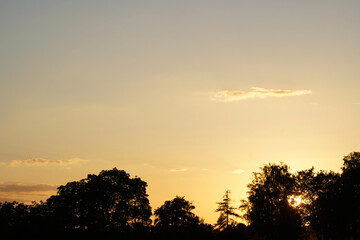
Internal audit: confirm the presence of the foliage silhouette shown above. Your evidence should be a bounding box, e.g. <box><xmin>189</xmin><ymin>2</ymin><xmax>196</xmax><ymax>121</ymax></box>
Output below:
<box><xmin>154</xmin><ymin>196</ymin><xmax>200</xmax><ymax>229</ymax></box>
<box><xmin>241</xmin><ymin>163</ymin><xmax>303</xmax><ymax>240</ymax></box>
<box><xmin>294</xmin><ymin>168</ymin><xmax>340</xmax><ymax>239</ymax></box>
<box><xmin>1</xmin><ymin>153</ymin><xmax>360</xmax><ymax>240</ymax></box>
<box><xmin>309</xmin><ymin>152</ymin><xmax>360</xmax><ymax>240</ymax></box>
<box><xmin>214</xmin><ymin>223</ymin><xmax>250</xmax><ymax>240</ymax></box>
<box><xmin>154</xmin><ymin>196</ymin><xmax>212</xmax><ymax>239</ymax></box>
<box><xmin>215</xmin><ymin>190</ymin><xmax>239</xmax><ymax>230</ymax></box>
<box><xmin>47</xmin><ymin>168</ymin><xmax>152</xmax><ymax>232</ymax></box>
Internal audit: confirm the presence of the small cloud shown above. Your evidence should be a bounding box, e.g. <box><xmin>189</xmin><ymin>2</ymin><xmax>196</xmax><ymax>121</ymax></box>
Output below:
<box><xmin>232</xmin><ymin>169</ymin><xmax>245</xmax><ymax>174</ymax></box>
<box><xmin>170</xmin><ymin>168</ymin><xmax>188</xmax><ymax>172</ymax></box>
<box><xmin>9</xmin><ymin>158</ymin><xmax>87</xmax><ymax>166</ymax></box>
<box><xmin>143</xmin><ymin>163</ymin><xmax>156</xmax><ymax>168</ymax></box>
<box><xmin>0</xmin><ymin>182</ymin><xmax>57</xmax><ymax>192</ymax></box>
<box><xmin>353</xmin><ymin>102</ymin><xmax>360</xmax><ymax>105</ymax></box>
<box><xmin>0</xmin><ymin>182</ymin><xmax>58</xmax><ymax>204</ymax></box>
<box><xmin>310</xmin><ymin>102</ymin><xmax>319</xmax><ymax>105</ymax></box>
<box><xmin>212</xmin><ymin>87</ymin><xmax>312</xmax><ymax>102</ymax></box>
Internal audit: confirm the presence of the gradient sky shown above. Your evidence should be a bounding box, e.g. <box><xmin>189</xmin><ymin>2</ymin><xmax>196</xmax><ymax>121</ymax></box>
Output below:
<box><xmin>1</xmin><ymin>0</ymin><xmax>360</xmax><ymax>224</ymax></box>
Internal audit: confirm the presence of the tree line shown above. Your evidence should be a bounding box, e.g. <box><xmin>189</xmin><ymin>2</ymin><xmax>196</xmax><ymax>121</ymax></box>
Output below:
<box><xmin>1</xmin><ymin>152</ymin><xmax>359</xmax><ymax>240</ymax></box>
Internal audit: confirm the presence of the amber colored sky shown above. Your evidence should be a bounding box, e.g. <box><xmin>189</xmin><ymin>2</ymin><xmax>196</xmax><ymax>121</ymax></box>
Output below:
<box><xmin>1</xmin><ymin>0</ymin><xmax>360</xmax><ymax>223</ymax></box>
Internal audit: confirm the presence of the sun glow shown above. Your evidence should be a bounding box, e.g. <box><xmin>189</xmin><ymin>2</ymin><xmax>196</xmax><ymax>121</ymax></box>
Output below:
<box><xmin>288</xmin><ymin>195</ymin><xmax>302</xmax><ymax>207</ymax></box>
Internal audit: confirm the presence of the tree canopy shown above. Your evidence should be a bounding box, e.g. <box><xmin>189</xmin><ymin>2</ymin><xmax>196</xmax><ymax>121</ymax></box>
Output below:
<box><xmin>1</xmin><ymin>152</ymin><xmax>360</xmax><ymax>240</ymax></box>
<box><xmin>154</xmin><ymin>196</ymin><xmax>200</xmax><ymax>230</ymax></box>
<box><xmin>309</xmin><ymin>152</ymin><xmax>360</xmax><ymax>240</ymax></box>
<box><xmin>47</xmin><ymin>168</ymin><xmax>152</xmax><ymax>232</ymax></box>
<box><xmin>241</xmin><ymin>163</ymin><xmax>303</xmax><ymax>240</ymax></box>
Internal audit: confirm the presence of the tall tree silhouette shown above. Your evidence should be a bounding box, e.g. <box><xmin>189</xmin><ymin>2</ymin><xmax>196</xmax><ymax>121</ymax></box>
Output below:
<box><xmin>241</xmin><ymin>163</ymin><xmax>302</xmax><ymax>240</ymax></box>
<box><xmin>47</xmin><ymin>168</ymin><xmax>152</xmax><ymax>232</ymax></box>
<box><xmin>311</xmin><ymin>152</ymin><xmax>360</xmax><ymax>240</ymax></box>
<box><xmin>215</xmin><ymin>190</ymin><xmax>239</xmax><ymax>230</ymax></box>
<box><xmin>340</xmin><ymin>152</ymin><xmax>360</xmax><ymax>239</ymax></box>
<box><xmin>295</xmin><ymin>168</ymin><xmax>339</xmax><ymax>239</ymax></box>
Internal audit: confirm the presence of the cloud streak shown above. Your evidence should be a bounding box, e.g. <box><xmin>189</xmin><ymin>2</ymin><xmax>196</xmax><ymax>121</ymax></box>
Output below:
<box><xmin>0</xmin><ymin>182</ymin><xmax>58</xmax><ymax>204</ymax></box>
<box><xmin>0</xmin><ymin>183</ymin><xmax>57</xmax><ymax>192</ymax></box>
<box><xmin>170</xmin><ymin>168</ymin><xmax>188</xmax><ymax>172</ymax></box>
<box><xmin>9</xmin><ymin>158</ymin><xmax>87</xmax><ymax>166</ymax></box>
<box><xmin>212</xmin><ymin>87</ymin><xmax>312</xmax><ymax>102</ymax></box>
<box><xmin>232</xmin><ymin>169</ymin><xmax>245</xmax><ymax>174</ymax></box>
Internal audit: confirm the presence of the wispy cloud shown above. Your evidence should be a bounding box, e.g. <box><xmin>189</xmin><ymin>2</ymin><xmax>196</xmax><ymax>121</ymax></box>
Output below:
<box><xmin>212</xmin><ymin>87</ymin><xmax>312</xmax><ymax>102</ymax></box>
<box><xmin>170</xmin><ymin>168</ymin><xmax>188</xmax><ymax>172</ymax></box>
<box><xmin>353</xmin><ymin>102</ymin><xmax>360</xmax><ymax>105</ymax></box>
<box><xmin>0</xmin><ymin>183</ymin><xmax>57</xmax><ymax>192</ymax></box>
<box><xmin>9</xmin><ymin>158</ymin><xmax>87</xmax><ymax>166</ymax></box>
<box><xmin>232</xmin><ymin>169</ymin><xmax>245</xmax><ymax>174</ymax></box>
<box><xmin>0</xmin><ymin>182</ymin><xmax>58</xmax><ymax>204</ymax></box>
<box><xmin>143</xmin><ymin>163</ymin><xmax>157</xmax><ymax>169</ymax></box>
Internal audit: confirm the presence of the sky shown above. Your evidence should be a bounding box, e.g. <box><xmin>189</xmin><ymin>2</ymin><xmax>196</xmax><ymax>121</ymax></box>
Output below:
<box><xmin>0</xmin><ymin>0</ymin><xmax>360</xmax><ymax>224</ymax></box>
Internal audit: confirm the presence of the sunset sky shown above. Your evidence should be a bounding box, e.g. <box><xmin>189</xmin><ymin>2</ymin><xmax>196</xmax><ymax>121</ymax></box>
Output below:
<box><xmin>1</xmin><ymin>0</ymin><xmax>360</xmax><ymax>224</ymax></box>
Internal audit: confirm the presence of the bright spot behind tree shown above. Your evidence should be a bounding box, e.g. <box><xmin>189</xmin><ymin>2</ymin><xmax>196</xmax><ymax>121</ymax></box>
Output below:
<box><xmin>288</xmin><ymin>195</ymin><xmax>302</xmax><ymax>207</ymax></box>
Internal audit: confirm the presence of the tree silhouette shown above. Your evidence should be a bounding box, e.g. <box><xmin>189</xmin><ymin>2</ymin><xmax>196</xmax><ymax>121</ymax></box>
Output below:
<box><xmin>241</xmin><ymin>163</ymin><xmax>302</xmax><ymax>240</ymax></box>
<box><xmin>294</xmin><ymin>168</ymin><xmax>340</xmax><ymax>239</ymax></box>
<box><xmin>1</xmin><ymin>153</ymin><xmax>360</xmax><ymax>240</ymax></box>
<box><xmin>0</xmin><ymin>201</ymin><xmax>29</xmax><ymax>234</ymax></box>
<box><xmin>340</xmin><ymin>152</ymin><xmax>360</xmax><ymax>239</ymax></box>
<box><xmin>215</xmin><ymin>190</ymin><xmax>239</xmax><ymax>231</ymax></box>
<box><xmin>154</xmin><ymin>196</ymin><xmax>200</xmax><ymax>229</ymax></box>
<box><xmin>310</xmin><ymin>152</ymin><xmax>360</xmax><ymax>240</ymax></box>
<box><xmin>153</xmin><ymin>196</ymin><xmax>210</xmax><ymax>239</ymax></box>
<box><xmin>47</xmin><ymin>168</ymin><xmax>152</xmax><ymax>232</ymax></box>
